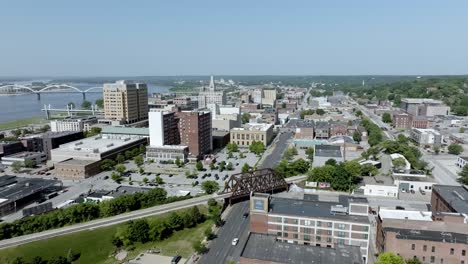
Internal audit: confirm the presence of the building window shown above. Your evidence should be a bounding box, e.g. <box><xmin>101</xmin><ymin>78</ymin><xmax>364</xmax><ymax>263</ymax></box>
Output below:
<box><xmin>293</xmin><ymin>234</ymin><xmax>298</xmax><ymax>239</ymax></box>
<box><xmin>304</xmin><ymin>234</ymin><xmax>310</xmax><ymax>241</ymax></box>
<box><xmin>362</xmin><ymin>234</ymin><xmax>368</xmax><ymax>239</ymax></box>
<box><xmin>277</xmin><ymin>225</ymin><xmax>281</xmax><ymax>230</ymax></box>
<box><xmin>284</xmin><ymin>218</ymin><xmax>288</xmax><ymax>224</ymax></box>
<box><xmin>303</xmin><ymin>228</ymin><xmax>311</xmax><ymax>234</ymax></box>
<box><xmin>316</xmin><ymin>236</ymin><xmax>321</xmax><ymax>241</ymax></box>
<box><xmin>462</xmin><ymin>250</ymin><xmax>466</xmax><ymax>256</ymax></box>
<box><xmin>304</xmin><ymin>220</ymin><xmax>312</xmax><ymax>226</ymax></box>
<box><xmin>432</xmin><ymin>246</ymin><xmax>435</xmax><ymax>252</ymax></box>
<box><xmin>431</xmin><ymin>256</ymin><xmax>435</xmax><ymax>263</ymax></box>
<box><xmin>327</xmin><ymin>230</ymin><xmax>332</xmax><ymax>235</ymax></box>
<box><xmin>412</xmin><ymin>244</ymin><xmax>415</xmax><ymax>250</ymax></box>
<box><xmin>327</xmin><ymin>222</ymin><xmax>333</xmax><ymax>227</ymax></box>
<box><xmin>292</xmin><ymin>219</ymin><xmax>298</xmax><ymax>224</ymax></box>
<box><xmin>317</xmin><ymin>221</ymin><xmax>322</xmax><ymax>226</ymax></box>
<box><xmin>423</xmin><ymin>245</ymin><xmax>427</xmax><ymax>252</ymax></box>
<box><xmin>338</xmin><ymin>223</ymin><xmax>345</xmax><ymax>230</ymax></box>
<box><xmin>338</xmin><ymin>239</ymin><xmax>345</xmax><ymax>245</ymax></box>
<box><xmin>451</xmin><ymin>248</ymin><xmax>454</xmax><ymax>255</ymax></box>
<box><xmin>327</xmin><ymin>237</ymin><xmax>332</xmax><ymax>243</ymax></box>
<box><xmin>277</xmin><ymin>232</ymin><xmax>282</xmax><ymax>236</ymax></box>
<box><xmin>338</xmin><ymin>231</ymin><xmax>345</xmax><ymax>238</ymax></box>
<box><xmin>283</xmin><ymin>232</ymin><xmax>288</xmax><ymax>238</ymax></box>
<box><xmin>292</xmin><ymin>226</ymin><xmax>298</xmax><ymax>232</ymax></box>
<box><xmin>277</xmin><ymin>217</ymin><xmax>282</xmax><ymax>222</ymax></box>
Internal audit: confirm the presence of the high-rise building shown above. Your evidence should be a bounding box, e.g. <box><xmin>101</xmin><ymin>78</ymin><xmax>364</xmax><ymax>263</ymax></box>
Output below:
<box><xmin>103</xmin><ymin>80</ymin><xmax>148</xmax><ymax>124</ymax></box>
<box><xmin>177</xmin><ymin>110</ymin><xmax>212</xmax><ymax>158</ymax></box>
<box><xmin>148</xmin><ymin>110</ymin><xmax>180</xmax><ymax>146</ymax></box>
<box><xmin>198</xmin><ymin>76</ymin><xmax>226</xmax><ymax>108</ymax></box>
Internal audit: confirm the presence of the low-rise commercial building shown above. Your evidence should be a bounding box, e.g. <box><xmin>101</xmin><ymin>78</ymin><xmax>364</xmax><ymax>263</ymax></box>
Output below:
<box><xmin>431</xmin><ymin>185</ymin><xmax>468</xmax><ymax>215</ymax></box>
<box><xmin>20</xmin><ymin>131</ymin><xmax>84</xmax><ymax>160</ymax></box>
<box><xmin>400</xmin><ymin>98</ymin><xmax>450</xmax><ymax>117</ymax></box>
<box><xmin>393</xmin><ymin>113</ymin><xmax>412</xmax><ymax>129</ymax></box>
<box><xmin>230</xmin><ymin>123</ymin><xmax>273</xmax><ymax>147</ymax></box>
<box><xmin>249</xmin><ymin>193</ymin><xmax>370</xmax><ymax>263</ymax></box>
<box><xmin>50</xmin><ymin>116</ymin><xmax>97</xmax><ymax>132</ymax></box>
<box><xmin>146</xmin><ymin>145</ymin><xmax>188</xmax><ymax>163</ymax></box>
<box><xmin>101</xmin><ymin>126</ymin><xmax>149</xmax><ymax>140</ymax></box>
<box><xmin>1</xmin><ymin>151</ymin><xmax>47</xmax><ymax>166</ymax></box>
<box><xmin>457</xmin><ymin>156</ymin><xmax>468</xmax><ymax>168</ymax></box>
<box><xmin>410</xmin><ymin>128</ymin><xmax>442</xmax><ymax>146</ymax></box>
<box><xmin>313</xmin><ymin>144</ymin><xmax>343</xmax><ymax>167</ymax></box>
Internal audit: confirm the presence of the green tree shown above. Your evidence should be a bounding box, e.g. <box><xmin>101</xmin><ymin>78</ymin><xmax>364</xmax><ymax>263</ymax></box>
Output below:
<box><xmin>116</xmin><ymin>153</ymin><xmax>125</xmax><ymax>164</ymax></box>
<box><xmin>24</xmin><ymin>159</ymin><xmax>36</xmax><ymax>168</ymax></box>
<box><xmin>85</xmin><ymin>127</ymin><xmax>101</xmax><ymax>137</ymax></box>
<box><xmin>11</xmin><ymin>161</ymin><xmax>22</xmax><ymax>173</ymax></box>
<box><xmin>111</xmin><ymin>172</ymin><xmax>122</xmax><ymax>183</ymax></box>
<box><xmin>155</xmin><ymin>175</ymin><xmax>164</xmax><ymax>184</ymax></box>
<box><xmin>241</xmin><ymin>112</ymin><xmax>251</xmax><ymax>124</ymax></box>
<box><xmin>168</xmin><ymin>212</ymin><xmax>184</xmax><ymax>230</ymax></box>
<box><xmin>218</xmin><ymin>161</ymin><xmax>226</xmax><ymax>171</ymax></box>
<box><xmin>249</xmin><ymin>140</ymin><xmax>266</xmax><ymax>155</ymax></box>
<box><xmin>175</xmin><ymin>156</ymin><xmax>183</xmax><ymax>167</ymax></box>
<box><xmin>115</xmin><ymin>164</ymin><xmax>126</xmax><ymax>175</ymax></box>
<box><xmin>133</xmin><ymin>155</ymin><xmax>144</xmax><ymax>167</ymax></box>
<box><xmin>354</xmin><ymin>110</ymin><xmax>363</xmax><ymax>117</ymax></box>
<box><xmin>209</xmin><ymin>162</ymin><xmax>216</xmax><ymax>171</ymax></box>
<box><xmin>460</xmin><ymin>127</ymin><xmax>466</xmax><ymax>133</ymax></box>
<box><xmin>382</xmin><ymin>112</ymin><xmax>392</xmax><ymax>123</ymax></box>
<box><xmin>300</xmin><ymin>109</ymin><xmax>315</xmax><ymax>119</ymax></box>
<box><xmin>361</xmin><ymin>163</ymin><xmax>378</xmax><ymax>176</ymax></box>
<box><xmin>406</xmin><ymin>258</ymin><xmax>422</xmax><ymax>264</ymax></box>
<box><xmin>201</xmin><ymin>180</ymin><xmax>220</xmax><ymax>194</ymax></box>
<box><xmin>375</xmin><ymin>252</ymin><xmax>404</xmax><ymax>264</ymax></box>
<box><xmin>228</xmin><ymin>152</ymin><xmax>234</xmax><ymax>159</ymax></box>
<box><xmin>316</xmin><ymin>108</ymin><xmax>326</xmax><ymax>115</ymax></box>
<box><xmin>125</xmin><ymin>219</ymin><xmax>150</xmax><ymax>243</ymax></box>
<box><xmin>81</xmin><ymin>100</ymin><xmax>92</xmax><ymax>109</ymax></box>
<box><xmin>448</xmin><ymin>143</ymin><xmax>463</xmax><ymax>155</ymax></box>
<box><xmin>307</xmin><ymin>165</ymin><xmax>336</xmax><ymax>183</ymax></box>
<box><xmin>458</xmin><ymin>165</ymin><xmax>468</xmax><ymax>185</ymax></box>
<box><xmin>226</xmin><ymin>162</ymin><xmax>233</xmax><ymax>171</ymax></box>
<box><xmin>66</xmin><ymin>248</ymin><xmax>81</xmax><ymax>263</ymax></box>
<box><xmin>283</xmin><ymin>147</ymin><xmax>298</xmax><ymax>160</ymax></box>
<box><xmin>101</xmin><ymin>159</ymin><xmax>116</xmax><ymax>171</ymax></box>
<box><xmin>143</xmin><ymin>177</ymin><xmax>149</xmax><ymax>183</ymax></box>
<box><xmin>305</xmin><ymin>147</ymin><xmax>314</xmax><ymax>162</ymax></box>
<box><xmin>196</xmin><ymin>161</ymin><xmax>204</xmax><ymax>171</ymax></box>
<box><xmin>325</xmin><ymin>159</ymin><xmax>337</xmax><ymax>166</ymax></box>
<box><xmin>242</xmin><ymin>163</ymin><xmax>251</xmax><ymax>173</ymax></box>
<box><xmin>226</xmin><ymin>142</ymin><xmax>239</xmax><ymax>152</ymax></box>
<box><xmin>352</xmin><ymin>131</ymin><xmax>362</xmax><ymax>142</ymax></box>
<box><xmin>38</xmin><ymin>124</ymin><xmax>50</xmax><ymax>133</ymax></box>
<box><xmin>392</xmin><ymin>157</ymin><xmax>407</xmax><ymax>168</ymax></box>
<box><xmin>95</xmin><ymin>98</ymin><xmax>104</xmax><ymax>108</ymax></box>
<box><xmin>433</xmin><ymin>145</ymin><xmax>440</xmax><ymax>154</ymax></box>
<box><xmin>193</xmin><ymin>240</ymin><xmax>208</xmax><ymax>254</ymax></box>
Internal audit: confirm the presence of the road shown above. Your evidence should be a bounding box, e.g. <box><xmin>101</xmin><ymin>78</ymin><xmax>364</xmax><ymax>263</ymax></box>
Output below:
<box><xmin>259</xmin><ymin>131</ymin><xmax>293</xmax><ymax>169</ymax></box>
<box><xmin>0</xmin><ymin>193</ymin><xmax>230</xmax><ymax>250</ymax></box>
<box><xmin>422</xmin><ymin>153</ymin><xmax>458</xmax><ymax>185</ymax></box>
<box><xmin>357</xmin><ymin>104</ymin><xmax>395</xmax><ymax>140</ymax></box>
<box><xmin>199</xmin><ymin>201</ymin><xmax>250</xmax><ymax>264</ymax></box>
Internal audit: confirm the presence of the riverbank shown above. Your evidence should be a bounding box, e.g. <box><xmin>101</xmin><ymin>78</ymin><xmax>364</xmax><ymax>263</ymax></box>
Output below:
<box><xmin>0</xmin><ymin>117</ymin><xmax>46</xmax><ymax>130</ymax></box>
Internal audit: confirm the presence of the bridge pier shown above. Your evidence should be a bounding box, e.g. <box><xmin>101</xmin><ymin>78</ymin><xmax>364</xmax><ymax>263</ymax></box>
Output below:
<box><xmin>82</xmin><ymin>92</ymin><xmax>86</xmax><ymax>100</ymax></box>
<box><xmin>36</xmin><ymin>93</ymin><xmax>41</xmax><ymax>100</ymax></box>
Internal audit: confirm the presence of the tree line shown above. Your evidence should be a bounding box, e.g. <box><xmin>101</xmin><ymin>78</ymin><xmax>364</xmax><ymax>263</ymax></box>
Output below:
<box><xmin>0</xmin><ymin>188</ymin><xmax>189</xmax><ymax>241</ymax></box>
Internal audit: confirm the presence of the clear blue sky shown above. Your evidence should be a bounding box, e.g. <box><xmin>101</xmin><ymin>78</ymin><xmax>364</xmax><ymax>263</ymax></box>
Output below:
<box><xmin>1</xmin><ymin>0</ymin><xmax>467</xmax><ymax>76</ymax></box>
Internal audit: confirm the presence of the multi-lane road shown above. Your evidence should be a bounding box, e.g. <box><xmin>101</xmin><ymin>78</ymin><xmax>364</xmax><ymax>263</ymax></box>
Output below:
<box><xmin>0</xmin><ymin>193</ymin><xmax>230</xmax><ymax>250</ymax></box>
<box><xmin>199</xmin><ymin>201</ymin><xmax>250</xmax><ymax>264</ymax></box>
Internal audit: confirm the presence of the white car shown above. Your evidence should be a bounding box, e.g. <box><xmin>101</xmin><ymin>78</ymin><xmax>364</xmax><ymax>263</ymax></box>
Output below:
<box><xmin>232</xmin><ymin>238</ymin><xmax>239</xmax><ymax>246</ymax></box>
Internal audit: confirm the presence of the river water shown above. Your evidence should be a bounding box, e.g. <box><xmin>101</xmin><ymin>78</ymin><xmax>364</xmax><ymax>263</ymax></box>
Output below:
<box><xmin>0</xmin><ymin>83</ymin><xmax>170</xmax><ymax>123</ymax></box>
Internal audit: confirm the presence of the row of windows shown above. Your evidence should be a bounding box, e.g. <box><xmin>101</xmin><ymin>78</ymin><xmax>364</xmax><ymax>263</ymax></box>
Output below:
<box><xmin>233</xmin><ymin>133</ymin><xmax>265</xmax><ymax>140</ymax></box>
<box><xmin>411</xmin><ymin>255</ymin><xmax>465</xmax><ymax>264</ymax></box>
<box><xmin>412</xmin><ymin>244</ymin><xmax>466</xmax><ymax>256</ymax></box>
<box><xmin>274</xmin><ymin>217</ymin><xmax>369</xmax><ymax>232</ymax></box>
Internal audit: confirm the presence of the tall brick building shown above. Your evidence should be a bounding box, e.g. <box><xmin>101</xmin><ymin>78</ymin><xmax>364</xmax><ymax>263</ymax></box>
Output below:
<box><xmin>176</xmin><ymin>110</ymin><xmax>212</xmax><ymax>159</ymax></box>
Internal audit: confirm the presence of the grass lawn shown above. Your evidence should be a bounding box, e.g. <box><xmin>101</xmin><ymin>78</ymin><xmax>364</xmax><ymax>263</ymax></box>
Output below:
<box><xmin>0</xmin><ymin>116</ymin><xmax>46</xmax><ymax>130</ymax></box>
<box><xmin>0</xmin><ymin>208</ymin><xmax>212</xmax><ymax>264</ymax></box>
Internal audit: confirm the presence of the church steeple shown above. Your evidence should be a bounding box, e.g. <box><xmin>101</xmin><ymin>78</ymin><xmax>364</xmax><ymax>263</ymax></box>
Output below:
<box><xmin>208</xmin><ymin>75</ymin><xmax>216</xmax><ymax>91</ymax></box>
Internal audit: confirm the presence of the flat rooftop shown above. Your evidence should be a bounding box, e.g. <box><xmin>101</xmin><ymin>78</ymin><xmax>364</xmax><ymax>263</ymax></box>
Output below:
<box><xmin>379</xmin><ymin>208</ymin><xmax>433</xmax><ymax>221</ymax></box>
<box><xmin>393</xmin><ymin>175</ymin><xmax>435</xmax><ymax>182</ymax></box>
<box><xmin>269</xmin><ymin>197</ymin><xmax>369</xmax><ymax>223</ymax></box>
<box><xmin>3</xmin><ymin>151</ymin><xmax>43</xmax><ymax>159</ymax></box>
<box><xmin>241</xmin><ymin>233</ymin><xmax>363</xmax><ymax>264</ymax></box>
<box><xmin>401</xmin><ymin>98</ymin><xmax>444</xmax><ymax>104</ymax></box>
<box><xmin>315</xmin><ymin>144</ymin><xmax>342</xmax><ymax>158</ymax></box>
<box><xmin>232</xmin><ymin>123</ymin><xmax>273</xmax><ymax>132</ymax></box>
<box><xmin>382</xmin><ymin>219</ymin><xmax>468</xmax><ymax>244</ymax></box>
<box><xmin>54</xmin><ymin>135</ymin><xmax>143</xmax><ymax>154</ymax></box>
<box><xmin>0</xmin><ymin>177</ymin><xmax>59</xmax><ymax>201</ymax></box>
<box><xmin>58</xmin><ymin>158</ymin><xmax>97</xmax><ymax>165</ymax></box>
<box><xmin>21</xmin><ymin>131</ymin><xmax>82</xmax><ymax>139</ymax></box>
<box><xmin>101</xmin><ymin>126</ymin><xmax>149</xmax><ymax>136</ymax></box>
<box><xmin>433</xmin><ymin>185</ymin><xmax>468</xmax><ymax>214</ymax></box>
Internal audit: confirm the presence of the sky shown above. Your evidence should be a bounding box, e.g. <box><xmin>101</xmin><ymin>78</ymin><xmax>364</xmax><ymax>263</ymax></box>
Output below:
<box><xmin>0</xmin><ymin>0</ymin><xmax>467</xmax><ymax>76</ymax></box>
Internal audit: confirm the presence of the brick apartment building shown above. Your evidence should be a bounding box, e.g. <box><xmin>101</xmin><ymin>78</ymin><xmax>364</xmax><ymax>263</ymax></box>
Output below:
<box><xmin>249</xmin><ymin>193</ymin><xmax>371</xmax><ymax>263</ymax></box>
<box><xmin>431</xmin><ymin>185</ymin><xmax>468</xmax><ymax>215</ymax></box>
<box><xmin>176</xmin><ymin>110</ymin><xmax>212</xmax><ymax>159</ymax></box>
<box><xmin>393</xmin><ymin>113</ymin><xmax>412</xmax><ymax>129</ymax></box>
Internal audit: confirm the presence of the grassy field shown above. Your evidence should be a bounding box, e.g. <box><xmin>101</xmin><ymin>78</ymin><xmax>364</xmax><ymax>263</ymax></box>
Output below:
<box><xmin>0</xmin><ymin>211</ymin><xmax>211</xmax><ymax>264</ymax></box>
<box><xmin>0</xmin><ymin>116</ymin><xmax>46</xmax><ymax>130</ymax></box>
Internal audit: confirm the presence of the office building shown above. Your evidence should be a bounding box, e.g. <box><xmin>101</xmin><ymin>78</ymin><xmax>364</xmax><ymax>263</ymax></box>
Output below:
<box><xmin>261</xmin><ymin>89</ymin><xmax>277</xmax><ymax>106</ymax></box>
<box><xmin>20</xmin><ymin>131</ymin><xmax>84</xmax><ymax>160</ymax></box>
<box><xmin>50</xmin><ymin>116</ymin><xmax>97</xmax><ymax>132</ymax></box>
<box><xmin>103</xmin><ymin>80</ymin><xmax>148</xmax><ymax>124</ymax></box>
<box><xmin>207</xmin><ymin>104</ymin><xmax>241</xmax><ymax>131</ymax></box>
<box><xmin>0</xmin><ymin>141</ymin><xmax>24</xmax><ymax>158</ymax></box>
<box><xmin>177</xmin><ymin>110</ymin><xmax>212</xmax><ymax>159</ymax></box>
<box><xmin>249</xmin><ymin>193</ymin><xmax>370</xmax><ymax>263</ymax></box>
<box><xmin>230</xmin><ymin>123</ymin><xmax>273</xmax><ymax>147</ymax></box>
<box><xmin>198</xmin><ymin>76</ymin><xmax>226</xmax><ymax>108</ymax></box>
<box><xmin>400</xmin><ymin>98</ymin><xmax>450</xmax><ymax>117</ymax></box>
<box><xmin>148</xmin><ymin>110</ymin><xmax>180</xmax><ymax>146</ymax></box>
<box><xmin>392</xmin><ymin>113</ymin><xmax>412</xmax><ymax>129</ymax></box>
<box><xmin>410</xmin><ymin>128</ymin><xmax>442</xmax><ymax>146</ymax></box>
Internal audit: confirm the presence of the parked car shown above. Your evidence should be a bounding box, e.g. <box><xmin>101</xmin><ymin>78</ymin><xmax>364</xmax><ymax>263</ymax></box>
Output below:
<box><xmin>171</xmin><ymin>255</ymin><xmax>182</xmax><ymax>264</ymax></box>
<box><xmin>232</xmin><ymin>238</ymin><xmax>239</xmax><ymax>246</ymax></box>
<box><xmin>242</xmin><ymin>213</ymin><xmax>249</xmax><ymax>218</ymax></box>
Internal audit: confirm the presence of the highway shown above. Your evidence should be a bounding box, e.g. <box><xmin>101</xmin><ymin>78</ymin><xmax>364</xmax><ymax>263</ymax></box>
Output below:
<box><xmin>0</xmin><ymin>193</ymin><xmax>230</xmax><ymax>250</ymax></box>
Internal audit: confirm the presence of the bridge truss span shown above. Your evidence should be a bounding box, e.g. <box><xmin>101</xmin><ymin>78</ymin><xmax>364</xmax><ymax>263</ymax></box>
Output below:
<box><xmin>222</xmin><ymin>168</ymin><xmax>288</xmax><ymax>204</ymax></box>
